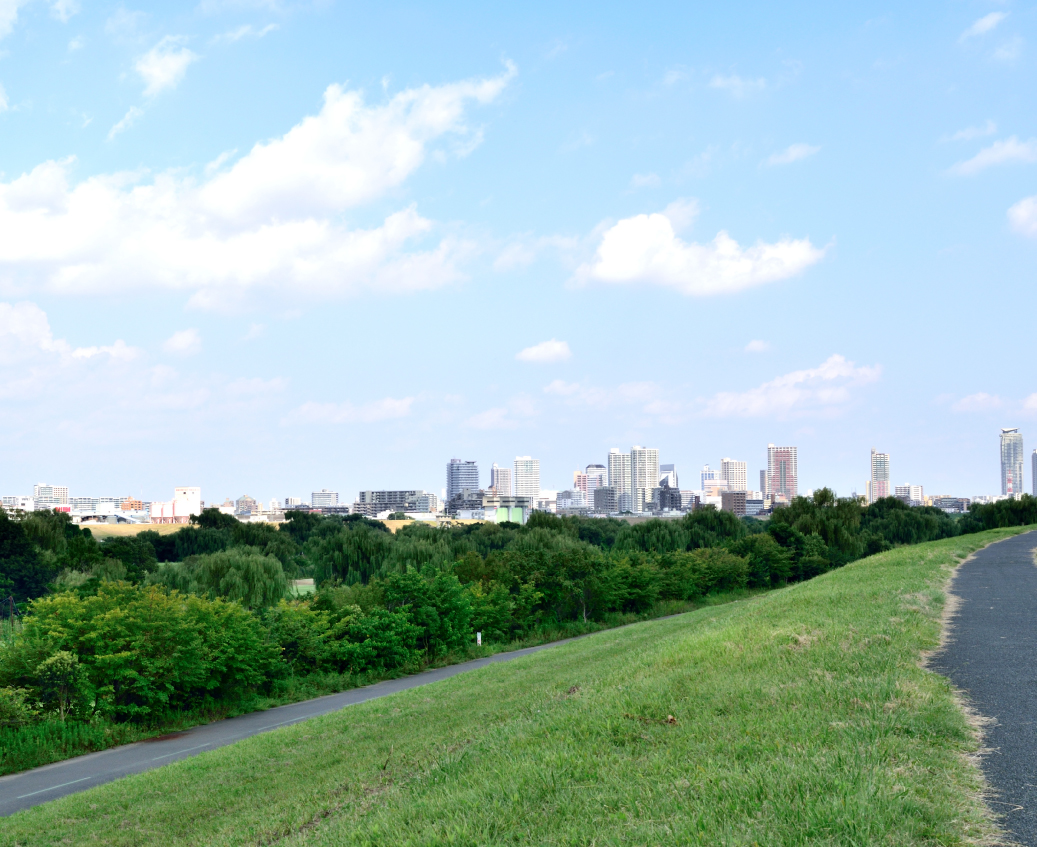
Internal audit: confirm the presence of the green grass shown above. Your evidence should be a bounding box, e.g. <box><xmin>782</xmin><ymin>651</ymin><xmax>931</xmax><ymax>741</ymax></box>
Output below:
<box><xmin>3</xmin><ymin>528</ymin><xmax>1028</xmax><ymax>846</ymax></box>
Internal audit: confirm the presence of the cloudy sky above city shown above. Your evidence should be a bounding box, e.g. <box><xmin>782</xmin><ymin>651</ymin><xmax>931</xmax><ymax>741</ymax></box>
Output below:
<box><xmin>0</xmin><ymin>1</ymin><xmax>1034</xmax><ymax>503</ymax></box>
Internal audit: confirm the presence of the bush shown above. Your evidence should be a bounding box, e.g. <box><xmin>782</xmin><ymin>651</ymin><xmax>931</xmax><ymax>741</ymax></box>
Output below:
<box><xmin>0</xmin><ymin>687</ymin><xmax>37</xmax><ymax>728</ymax></box>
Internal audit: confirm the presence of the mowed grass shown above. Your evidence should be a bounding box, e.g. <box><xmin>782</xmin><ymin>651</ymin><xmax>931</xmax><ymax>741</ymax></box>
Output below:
<box><xmin>3</xmin><ymin>528</ymin><xmax>1028</xmax><ymax>847</ymax></box>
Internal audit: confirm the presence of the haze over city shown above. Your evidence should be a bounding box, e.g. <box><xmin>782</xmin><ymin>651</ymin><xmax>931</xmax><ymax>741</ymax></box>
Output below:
<box><xmin>1</xmin><ymin>1</ymin><xmax>1034</xmax><ymax>501</ymax></box>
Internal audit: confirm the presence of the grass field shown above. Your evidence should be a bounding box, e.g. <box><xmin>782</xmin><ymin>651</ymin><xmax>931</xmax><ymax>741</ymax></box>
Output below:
<box><xmin>79</xmin><ymin>523</ymin><xmax>186</xmax><ymax>538</ymax></box>
<box><xmin>2</xmin><ymin>527</ymin><xmax>1027</xmax><ymax>846</ymax></box>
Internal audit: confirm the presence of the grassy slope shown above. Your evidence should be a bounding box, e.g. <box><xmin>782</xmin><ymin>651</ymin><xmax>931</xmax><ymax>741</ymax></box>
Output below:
<box><xmin>3</xmin><ymin>527</ymin><xmax>1027</xmax><ymax>847</ymax></box>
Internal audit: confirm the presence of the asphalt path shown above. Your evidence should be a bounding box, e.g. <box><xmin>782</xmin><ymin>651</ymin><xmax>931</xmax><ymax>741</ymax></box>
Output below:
<box><xmin>932</xmin><ymin>530</ymin><xmax>1037</xmax><ymax>846</ymax></box>
<box><xmin>0</xmin><ymin>638</ymin><xmax>573</xmax><ymax>817</ymax></box>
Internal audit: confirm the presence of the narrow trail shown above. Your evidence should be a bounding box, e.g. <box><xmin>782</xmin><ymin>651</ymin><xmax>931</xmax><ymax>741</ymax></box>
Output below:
<box><xmin>932</xmin><ymin>530</ymin><xmax>1037</xmax><ymax>846</ymax></box>
<box><xmin>0</xmin><ymin>637</ymin><xmax>574</xmax><ymax>817</ymax></box>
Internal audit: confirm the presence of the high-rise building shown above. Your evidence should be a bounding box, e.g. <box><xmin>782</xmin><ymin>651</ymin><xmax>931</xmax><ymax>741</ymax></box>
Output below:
<box><xmin>490</xmin><ymin>464</ymin><xmax>512</xmax><ymax>496</ymax></box>
<box><xmin>630</xmin><ymin>446</ymin><xmax>659</xmax><ymax>513</ymax></box>
<box><xmin>32</xmin><ymin>484</ymin><xmax>69</xmax><ymax>507</ymax></box>
<box><xmin>447</xmin><ymin>459</ymin><xmax>480</xmax><ymax>501</ymax></box>
<box><xmin>608</xmin><ymin>449</ymin><xmax>631</xmax><ymax>500</ymax></box>
<box><xmin>514</xmin><ymin>456</ymin><xmax>541</xmax><ymax>500</ymax></box>
<box><xmin>894</xmin><ymin>485</ymin><xmax>924</xmax><ymax>505</ymax></box>
<box><xmin>720</xmin><ymin>459</ymin><xmax>747</xmax><ymax>491</ymax></box>
<box><xmin>586</xmin><ymin>463</ymin><xmax>607</xmax><ymax>490</ymax></box>
<box><xmin>867</xmin><ymin>449</ymin><xmax>890</xmax><ymax>504</ymax></box>
<box><xmin>1001</xmin><ymin>428</ymin><xmax>1024</xmax><ymax>496</ymax></box>
<box><xmin>659</xmin><ymin>464</ymin><xmax>678</xmax><ymax>489</ymax></box>
<box><xmin>701</xmin><ymin>465</ymin><xmax>722</xmax><ymax>490</ymax></box>
<box><xmin>285</xmin><ymin>497</ymin><xmax>302</xmax><ymax>507</ymax></box>
<box><xmin>1033</xmin><ymin>450</ymin><xmax>1037</xmax><ymax>496</ymax></box>
<box><xmin>766</xmin><ymin>444</ymin><xmax>798</xmax><ymax>502</ymax></box>
<box><xmin>594</xmin><ymin>486</ymin><xmax>618</xmax><ymax>513</ymax></box>
<box><xmin>311</xmin><ymin>489</ymin><xmax>339</xmax><ymax>508</ymax></box>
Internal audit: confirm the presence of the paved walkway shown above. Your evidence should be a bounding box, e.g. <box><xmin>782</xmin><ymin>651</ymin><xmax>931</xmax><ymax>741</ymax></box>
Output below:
<box><xmin>0</xmin><ymin>639</ymin><xmax>570</xmax><ymax>817</ymax></box>
<box><xmin>932</xmin><ymin>530</ymin><xmax>1037</xmax><ymax>846</ymax></box>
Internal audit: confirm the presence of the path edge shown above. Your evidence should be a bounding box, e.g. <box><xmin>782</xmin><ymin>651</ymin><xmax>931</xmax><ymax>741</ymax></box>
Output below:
<box><xmin>923</xmin><ymin>531</ymin><xmax>1032</xmax><ymax>847</ymax></box>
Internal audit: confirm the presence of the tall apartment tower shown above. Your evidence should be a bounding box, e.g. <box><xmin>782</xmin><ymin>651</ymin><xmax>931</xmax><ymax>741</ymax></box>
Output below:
<box><xmin>766</xmin><ymin>445</ymin><xmax>798</xmax><ymax>502</ymax></box>
<box><xmin>489</xmin><ymin>463</ymin><xmax>512</xmax><ymax>496</ymax></box>
<box><xmin>720</xmin><ymin>459</ymin><xmax>747</xmax><ymax>491</ymax></box>
<box><xmin>1000</xmin><ymin>428</ymin><xmax>1024</xmax><ymax>496</ymax></box>
<box><xmin>608</xmin><ymin>449</ymin><xmax>632</xmax><ymax>500</ymax></box>
<box><xmin>630</xmin><ymin>446</ymin><xmax>660</xmax><ymax>513</ymax></box>
<box><xmin>659</xmin><ymin>464</ymin><xmax>678</xmax><ymax>489</ymax></box>
<box><xmin>868</xmin><ymin>449</ymin><xmax>891</xmax><ymax>504</ymax></box>
<box><xmin>1032</xmin><ymin>449</ymin><xmax>1037</xmax><ymax>496</ymax></box>
<box><xmin>513</xmin><ymin>456</ymin><xmax>541</xmax><ymax>501</ymax></box>
<box><xmin>446</xmin><ymin>459</ymin><xmax>480</xmax><ymax>501</ymax></box>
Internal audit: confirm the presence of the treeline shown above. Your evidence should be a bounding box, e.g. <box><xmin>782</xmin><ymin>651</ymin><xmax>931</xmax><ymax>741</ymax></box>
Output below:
<box><xmin>0</xmin><ymin>490</ymin><xmax>1034</xmax><ymax>773</ymax></box>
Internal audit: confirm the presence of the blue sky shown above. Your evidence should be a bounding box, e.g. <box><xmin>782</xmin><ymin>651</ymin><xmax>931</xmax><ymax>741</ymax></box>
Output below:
<box><xmin>0</xmin><ymin>0</ymin><xmax>1034</xmax><ymax>505</ymax></box>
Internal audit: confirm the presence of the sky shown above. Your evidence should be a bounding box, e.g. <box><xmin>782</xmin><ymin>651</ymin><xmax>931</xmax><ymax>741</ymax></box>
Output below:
<box><xmin>0</xmin><ymin>0</ymin><xmax>1035</xmax><ymax>505</ymax></box>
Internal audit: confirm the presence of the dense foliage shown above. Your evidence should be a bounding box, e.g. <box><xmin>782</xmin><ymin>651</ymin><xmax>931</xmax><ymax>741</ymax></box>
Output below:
<box><xmin>0</xmin><ymin>491</ymin><xmax>1033</xmax><ymax>773</ymax></box>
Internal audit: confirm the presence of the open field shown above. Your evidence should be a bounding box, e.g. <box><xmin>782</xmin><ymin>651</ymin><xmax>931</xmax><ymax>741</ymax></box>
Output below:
<box><xmin>78</xmin><ymin>523</ymin><xmax>187</xmax><ymax>538</ymax></box>
<box><xmin>2</xmin><ymin>527</ymin><xmax>1028</xmax><ymax>846</ymax></box>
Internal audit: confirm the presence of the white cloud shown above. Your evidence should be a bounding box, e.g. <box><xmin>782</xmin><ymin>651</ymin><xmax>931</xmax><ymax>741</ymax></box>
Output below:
<box><xmin>213</xmin><ymin>23</ymin><xmax>278</xmax><ymax>43</ymax></box>
<box><xmin>766</xmin><ymin>143</ymin><xmax>820</xmax><ymax>166</ymax></box>
<box><xmin>947</xmin><ymin>136</ymin><xmax>1037</xmax><ymax>176</ymax></box>
<box><xmin>464</xmin><ymin>406</ymin><xmax>516</xmax><ymax>430</ymax></box>
<box><xmin>709</xmin><ymin>74</ymin><xmax>766</xmax><ymax>97</ymax></box>
<box><xmin>50</xmin><ymin>0</ymin><xmax>79</xmax><ymax>22</ymax></box>
<box><xmin>0</xmin><ymin>0</ymin><xmax>30</xmax><ymax>40</ymax></box>
<box><xmin>952</xmin><ymin>392</ymin><xmax>1002</xmax><ymax>412</ymax></box>
<box><xmin>1008</xmin><ymin>196</ymin><xmax>1037</xmax><ymax>237</ymax></box>
<box><xmin>701</xmin><ymin>354</ymin><xmax>880</xmax><ymax>418</ymax></box>
<box><xmin>662</xmin><ymin>66</ymin><xmax>689</xmax><ymax>86</ymax></box>
<box><xmin>744</xmin><ymin>339</ymin><xmax>769</xmax><ymax>353</ymax></box>
<box><xmin>630</xmin><ymin>172</ymin><xmax>661</xmax><ymax>189</ymax></box>
<box><xmin>0</xmin><ymin>300</ymin><xmax>138</xmax><ymax>367</ymax></box>
<box><xmin>107</xmin><ymin>106</ymin><xmax>143</xmax><ymax>140</ymax></box>
<box><xmin>162</xmin><ymin>328</ymin><xmax>202</xmax><ymax>356</ymax></box>
<box><xmin>0</xmin><ymin>82</ymin><xmax>7</xmax><ymax>113</ymax></box>
<box><xmin>993</xmin><ymin>37</ymin><xmax>1023</xmax><ymax>63</ymax></box>
<box><xmin>960</xmin><ymin>12</ymin><xmax>1008</xmax><ymax>42</ymax></box>
<box><xmin>136</xmin><ymin>37</ymin><xmax>199</xmax><ymax>97</ymax></box>
<box><xmin>576</xmin><ymin>205</ymin><xmax>824</xmax><ymax>296</ymax></box>
<box><xmin>285</xmin><ymin>397</ymin><xmax>414</xmax><ymax>425</ymax></box>
<box><xmin>68</xmin><ymin>35</ymin><xmax>84</xmax><ymax>51</ymax></box>
<box><xmin>0</xmin><ymin>66</ymin><xmax>514</xmax><ymax>309</ymax></box>
<box><xmin>942</xmin><ymin>120</ymin><xmax>997</xmax><ymax>142</ymax></box>
<box><xmin>516</xmin><ymin>339</ymin><xmax>571</xmax><ymax>363</ymax></box>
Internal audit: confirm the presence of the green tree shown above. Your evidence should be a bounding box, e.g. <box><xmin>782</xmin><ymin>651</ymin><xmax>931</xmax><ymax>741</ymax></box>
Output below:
<box><xmin>36</xmin><ymin>650</ymin><xmax>86</xmax><ymax>721</ymax></box>
<box><xmin>149</xmin><ymin>548</ymin><xmax>287</xmax><ymax>610</ymax></box>
<box><xmin>0</xmin><ymin>509</ymin><xmax>52</xmax><ymax>601</ymax></box>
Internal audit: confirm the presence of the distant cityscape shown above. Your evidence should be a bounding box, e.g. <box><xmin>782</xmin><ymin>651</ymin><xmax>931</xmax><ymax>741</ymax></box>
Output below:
<box><xmin>2</xmin><ymin>428</ymin><xmax>1033</xmax><ymax>527</ymax></box>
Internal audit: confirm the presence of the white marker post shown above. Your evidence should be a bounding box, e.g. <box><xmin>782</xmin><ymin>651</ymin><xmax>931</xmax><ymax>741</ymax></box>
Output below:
<box><xmin>476</xmin><ymin>632</ymin><xmax>482</xmax><ymax>646</ymax></box>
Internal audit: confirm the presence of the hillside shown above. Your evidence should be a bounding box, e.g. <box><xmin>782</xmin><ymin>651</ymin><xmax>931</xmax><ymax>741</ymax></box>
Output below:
<box><xmin>2</xmin><ymin>527</ymin><xmax>1027</xmax><ymax>846</ymax></box>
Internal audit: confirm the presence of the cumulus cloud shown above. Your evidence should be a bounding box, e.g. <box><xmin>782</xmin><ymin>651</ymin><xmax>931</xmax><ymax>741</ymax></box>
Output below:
<box><xmin>744</xmin><ymin>339</ymin><xmax>769</xmax><ymax>353</ymax></box>
<box><xmin>709</xmin><ymin>74</ymin><xmax>766</xmax><ymax>97</ymax></box>
<box><xmin>136</xmin><ymin>37</ymin><xmax>198</xmax><ymax>97</ymax></box>
<box><xmin>284</xmin><ymin>397</ymin><xmax>414</xmax><ymax>425</ymax></box>
<box><xmin>766</xmin><ymin>143</ymin><xmax>820</xmax><ymax>166</ymax></box>
<box><xmin>516</xmin><ymin>339</ymin><xmax>571</xmax><ymax>363</ymax></box>
<box><xmin>952</xmin><ymin>392</ymin><xmax>1002</xmax><ymax>412</ymax></box>
<box><xmin>576</xmin><ymin>204</ymin><xmax>824</xmax><ymax>296</ymax></box>
<box><xmin>960</xmin><ymin>12</ymin><xmax>1008</xmax><ymax>41</ymax></box>
<box><xmin>1008</xmin><ymin>196</ymin><xmax>1037</xmax><ymax>236</ymax></box>
<box><xmin>0</xmin><ymin>66</ymin><xmax>514</xmax><ymax>309</ymax></box>
<box><xmin>0</xmin><ymin>301</ymin><xmax>137</xmax><ymax>362</ymax></box>
<box><xmin>947</xmin><ymin>136</ymin><xmax>1037</xmax><ymax>176</ymax></box>
<box><xmin>162</xmin><ymin>328</ymin><xmax>202</xmax><ymax>356</ymax></box>
<box><xmin>0</xmin><ymin>0</ymin><xmax>30</xmax><ymax>40</ymax></box>
<box><xmin>701</xmin><ymin>354</ymin><xmax>880</xmax><ymax>418</ymax></box>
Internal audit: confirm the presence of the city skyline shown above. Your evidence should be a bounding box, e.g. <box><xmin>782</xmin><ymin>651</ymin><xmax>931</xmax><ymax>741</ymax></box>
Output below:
<box><xmin>0</xmin><ymin>3</ymin><xmax>1034</xmax><ymax>500</ymax></box>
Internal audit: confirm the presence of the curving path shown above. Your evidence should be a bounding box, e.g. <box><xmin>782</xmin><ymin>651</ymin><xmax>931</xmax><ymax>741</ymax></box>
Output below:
<box><xmin>0</xmin><ymin>638</ymin><xmax>573</xmax><ymax>817</ymax></box>
<box><xmin>932</xmin><ymin>530</ymin><xmax>1037</xmax><ymax>846</ymax></box>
